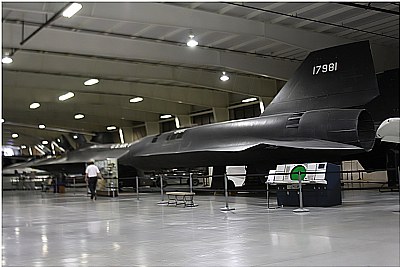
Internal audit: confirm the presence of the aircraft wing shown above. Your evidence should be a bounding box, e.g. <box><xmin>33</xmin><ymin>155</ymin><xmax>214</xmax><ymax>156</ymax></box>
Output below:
<box><xmin>2</xmin><ymin>162</ymin><xmax>48</xmax><ymax>175</ymax></box>
<box><xmin>139</xmin><ymin>138</ymin><xmax>363</xmax><ymax>156</ymax></box>
<box><xmin>40</xmin><ymin>149</ymin><xmax>130</xmax><ymax>165</ymax></box>
<box><xmin>246</xmin><ymin>139</ymin><xmax>363</xmax><ymax>151</ymax></box>
<box><xmin>33</xmin><ymin>145</ymin><xmax>131</xmax><ymax>172</ymax></box>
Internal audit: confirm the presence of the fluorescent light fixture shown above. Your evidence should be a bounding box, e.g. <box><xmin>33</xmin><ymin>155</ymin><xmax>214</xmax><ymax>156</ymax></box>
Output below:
<box><xmin>242</xmin><ymin>97</ymin><xmax>257</xmax><ymax>103</ymax></box>
<box><xmin>51</xmin><ymin>142</ymin><xmax>56</xmax><ymax>155</ymax></box>
<box><xmin>74</xmin><ymin>113</ymin><xmax>85</xmax><ymax>119</ymax></box>
<box><xmin>107</xmin><ymin>125</ymin><xmax>117</xmax><ymax>131</ymax></box>
<box><xmin>12</xmin><ymin>133</ymin><xmax>19</xmax><ymax>138</ymax></box>
<box><xmin>119</xmin><ymin>128</ymin><xmax>125</xmax><ymax>143</ymax></box>
<box><xmin>2</xmin><ymin>56</ymin><xmax>13</xmax><ymax>64</ymax></box>
<box><xmin>259</xmin><ymin>100</ymin><xmax>265</xmax><ymax>113</ymax></box>
<box><xmin>160</xmin><ymin>114</ymin><xmax>172</xmax><ymax>119</ymax></box>
<box><xmin>30</xmin><ymin>102</ymin><xmax>41</xmax><ymax>109</ymax></box>
<box><xmin>59</xmin><ymin>92</ymin><xmax>75</xmax><ymax>101</ymax></box>
<box><xmin>52</xmin><ymin>141</ymin><xmax>65</xmax><ymax>153</ymax></box>
<box><xmin>175</xmin><ymin>117</ymin><xmax>180</xmax><ymax>129</ymax></box>
<box><xmin>21</xmin><ymin>145</ymin><xmax>27</xmax><ymax>149</ymax></box>
<box><xmin>129</xmin><ymin>97</ymin><xmax>143</xmax><ymax>103</ymax></box>
<box><xmin>38</xmin><ymin>124</ymin><xmax>46</xmax><ymax>129</ymax></box>
<box><xmin>73</xmin><ymin>135</ymin><xmax>78</xmax><ymax>139</ymax></box>
<box><xmin>84</xmin><ymin>78</ymin><xmax>99</xmax><ymax>86</ymax></box>
<box><xmin>62</xmin><ymin>3</ymin><xmax>82</xmax><ymax>18</ymax></box>
<box><xmin>42</xmin><ymin>140</ymin><xmax>49</xmax><ymax>145</ymax></box>
<box><xmin>220</xmin><ymin>72</ymin><xmax>229</xmax><ymax>81</ymax></box>
<box><xmin>187</xmin><ymin>34</ymin><xmax>198</xmax><ymax>47</ymax></box>
<box><xmin>34</xmin><ymin>145</ymin><xmax>45</xmax><ymax>155</ymax></box>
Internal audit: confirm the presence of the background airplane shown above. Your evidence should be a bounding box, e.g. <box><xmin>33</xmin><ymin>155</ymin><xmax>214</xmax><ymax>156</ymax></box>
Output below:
<box><xmin>377</xmin><ymin>118</ymin><xmax>400</xmax><ymax>144</ymax></box>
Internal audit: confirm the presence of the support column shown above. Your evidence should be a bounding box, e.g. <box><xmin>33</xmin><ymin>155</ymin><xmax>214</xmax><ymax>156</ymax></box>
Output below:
<box><xmin>145</xmin><ymin>122</ymin><xmax>160</xmax><ymax>136</ymax></box>
<box><xmin>121</xmin><ymin>127</ymin><xmax>134</xmax><ymax>143</ymax></box>
<box><xmin>212</xmin><ymin>107</ymin><xmax>229</xmax><ymax>122</ymax></box>
<box><xmin>259</xmin><ymin>97</ymin><xmax>274</xmax><ymax>114</ymax></box>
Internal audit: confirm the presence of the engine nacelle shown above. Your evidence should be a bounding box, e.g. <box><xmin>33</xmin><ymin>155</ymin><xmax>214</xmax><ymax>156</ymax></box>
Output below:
<box><xmin>298</xmin><ymin>109</ymin><xmax>375</xmax><ymax>151</ymax></box>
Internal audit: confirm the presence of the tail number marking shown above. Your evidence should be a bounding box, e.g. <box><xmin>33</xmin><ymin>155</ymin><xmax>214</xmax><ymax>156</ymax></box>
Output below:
<box><xmin>312</xmin><ymin>62</ymin><xmax>337</xmax><ymax>75</ymax></box>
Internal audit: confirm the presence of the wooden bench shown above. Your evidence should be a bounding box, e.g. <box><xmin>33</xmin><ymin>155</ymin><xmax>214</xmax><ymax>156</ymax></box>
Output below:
<box><xmin>166</xmin><ymin>192</ymin><xmax>196</xmax><ymax>207</ymax></box>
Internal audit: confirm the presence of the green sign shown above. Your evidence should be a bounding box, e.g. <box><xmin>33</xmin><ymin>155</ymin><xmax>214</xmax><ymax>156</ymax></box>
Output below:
<box><xmin>290</xmin><ymin>165</ymin><xmax>306</xmax><ymax>181</ymax></box>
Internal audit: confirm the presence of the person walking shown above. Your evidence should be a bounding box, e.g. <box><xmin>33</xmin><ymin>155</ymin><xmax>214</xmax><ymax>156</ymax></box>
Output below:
<box><xmin>85</xmin><ymin>161</ymin><xmax>103</xmax><ymax>201</ymax></box>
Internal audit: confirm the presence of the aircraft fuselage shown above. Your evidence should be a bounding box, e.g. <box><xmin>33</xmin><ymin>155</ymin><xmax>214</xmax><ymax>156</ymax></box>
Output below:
<box><xmin>127</xmin><ymin>108</ymin><xmax>374</xmax><ymax>170</ymax></box>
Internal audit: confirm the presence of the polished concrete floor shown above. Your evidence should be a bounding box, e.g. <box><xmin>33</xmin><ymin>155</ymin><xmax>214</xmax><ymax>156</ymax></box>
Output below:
<box><xmin>2</xmin><ymin>189</ymin><xmax>399</xmax><ymax>266</ymax></box>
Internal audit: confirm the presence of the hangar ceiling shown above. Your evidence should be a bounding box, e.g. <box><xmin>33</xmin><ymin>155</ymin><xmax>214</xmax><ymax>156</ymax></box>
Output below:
<box><xmin>2</xmin><ymin>2</ymin><xmax>399</xmax><ymax>151</ymax></box>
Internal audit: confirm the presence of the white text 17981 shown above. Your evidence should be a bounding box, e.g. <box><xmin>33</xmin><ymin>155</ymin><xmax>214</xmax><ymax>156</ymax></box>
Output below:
<box><xmin>312</xmin><ymin>62</ymin><xmax>337</xmax><ymax>75</ymax></box>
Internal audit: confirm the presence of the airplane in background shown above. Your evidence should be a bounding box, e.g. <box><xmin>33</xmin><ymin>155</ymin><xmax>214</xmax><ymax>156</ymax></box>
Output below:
<box><xmin>32</xmin><ymin>41</ymin><xmax>399</xmax><ymax>188</ymax></box>
<box><xmin>377</xmin><ymin>118</ymin><xmax>400</xmax><ymax>144</ymax></box>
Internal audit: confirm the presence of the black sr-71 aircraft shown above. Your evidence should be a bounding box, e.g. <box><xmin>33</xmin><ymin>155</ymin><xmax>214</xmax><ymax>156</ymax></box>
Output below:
<box><xmin>33</xmin><ymin>41</ymin><xmax>399</xmax><ymax>187</ymax></box>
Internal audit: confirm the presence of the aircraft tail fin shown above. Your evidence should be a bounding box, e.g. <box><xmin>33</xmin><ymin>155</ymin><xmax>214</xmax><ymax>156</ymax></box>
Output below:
<box><xmin>262</xmin><ymin>41</ymin><xmax>379</xmax><ymax>116</ymax></box>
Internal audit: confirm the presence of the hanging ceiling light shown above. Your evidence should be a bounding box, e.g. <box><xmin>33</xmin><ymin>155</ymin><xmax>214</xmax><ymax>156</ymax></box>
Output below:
<box><xmin>62</xmin><ymin>3</ymin><xmax>82</xmax><ymax>18</ymax></box>
<box><xmin>42</xmin><ymin>140</ymin><xmax>49</xmax><ymax>145</ymax></box>
<box><xmin>129</xmin><ymin>97</ymin><xmax>144</xmax><ymax>103</ymax></box>
<box><xmin>187</xmin><ymin>34</ymin><xmax>198</xmax><ymax>47</ymax></box>
<box><xmin>38</xmin><ymin>124</ymin><xmax>46</xmax><ymax>129</ymax></box>
<box><xmin>84</xmin><ymin>78</ymin><xmax>99</xmax><ymax>86</ymax></box>
<box><xmin>30</xmin><ymin>102</ymin><xmax>41</xmax><ymax>109</ymax></box>
<box><xmin>220</xmin><ymin>71</ymin><xmax>229</xmax><ymax>81</ymax></box>
<box><xmin>2</xmin><ymin>55</ymin><xmax>13</xmax><ymax>64</ymax></box>
<box><xmin>12</xmin><ymin>133</ymin><xmax>19</xmax><ymax>138</ymax></box>
<box><xmin>160</xmin><ymin>114</ymin><xmax>173</xmax><ymax>119</ymax></box>
<box><xmin>59</xmin><ymin>92</ymin><xmax>75</xmax><ymax>101</ymax></box>
<box><xmin>107</xmin><ymin>125</ymin><xmax>117</xmax><ymax>131</ymax></box>
<box><xmin>74</xmin><ymin>113</ymin><xmax>85</xmax><ymax>120</ymax></box>
<box><xmin>242</xmin><ymin>97</ymin><xmax>257</xmax><ymax>103</ymax></box>
<box><xmin>21</xmin><ymin>145</ymin><xmax>27</xmax><ymax>149</ymax></box>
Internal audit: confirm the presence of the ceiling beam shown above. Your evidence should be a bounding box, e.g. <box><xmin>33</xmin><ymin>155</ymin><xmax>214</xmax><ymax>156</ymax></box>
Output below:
<box><xmin>293</xmin><ymin>6</ymin><xmax>354</xmax><ymax>29</ymax></box>
<box><xmin>269</xmin><ymin>3</ymin><xmax>325</xmax><ymax>24</ymax></box>
<box><xmin>3</xmin><ymin>22</ymin><xmax>301</xmax><ymax>80</ymax></box>
<box><xmin>4</xmin><ymin>50</ymin><xmax>277</xmax><ymax>98</ymax></box>
<box><xmin>3</xmin><ymin>70</ymin><xmax>229</xmax><ymax>109</ymax></box>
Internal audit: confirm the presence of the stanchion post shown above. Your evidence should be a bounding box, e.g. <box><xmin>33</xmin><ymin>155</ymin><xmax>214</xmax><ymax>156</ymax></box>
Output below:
<box><xmin>110</xmin><ymin>181</ymin><xmax>115</xmax><ymax>198</ymax></box>
<box><xmin>293</xmin><ymin>170</ymin><xmax>309</xmax><ymax>213</ymax></box>
<box><xmin>220</xmin><ymin>173</ymin><xmax>235</xmax><ymax>212</ymax></box>
<box><xmin>267</xmin><ymin>181</ymin><xmax>270</xmax><ymax>209</ymax></box>
<box><xmin>265</xmin><ymin>179</ymin><xmax>278</xmax><ymax>210</ymax></box>
<box><xmin>160</xmin><ymin>175</ymin><xmax>164</xmax><ymax>201</ymax></box>
<box><xmin>157</xmin><ymin>174</ymin><xmax>168</xmax><ymax>205</ymax></box>
<box><xmin>136</xmin><ymin>176</ymin><xmax>140</xmax><ymax>200</ymax></box>
<box><xmin>189</xmin><ymin>173</ymin><xmax>193</xmax><ymax>193</ymax></box>
<box><xmin>55</xmin><ymin>177</ymin><xmax>58</xmax><ymax>194</ymax></box>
